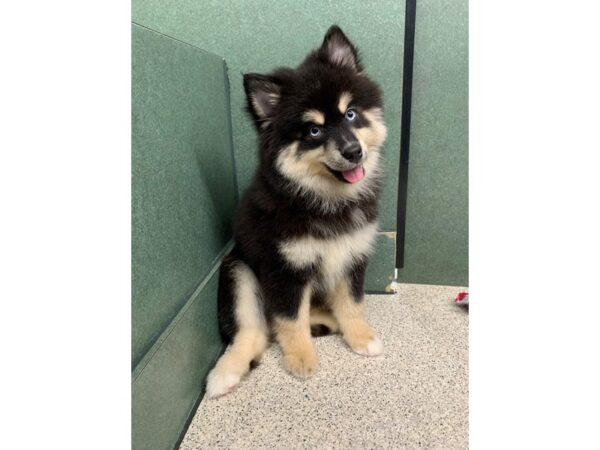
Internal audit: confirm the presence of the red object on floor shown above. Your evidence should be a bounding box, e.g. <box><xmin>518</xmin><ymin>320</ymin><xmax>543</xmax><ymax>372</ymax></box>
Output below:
<box><xmin>455</xmin><ymin>291</ymin><xmax>468</xmax><ymax>301</ymax></box>
<box><xmin>455</xmin><ymin>291</ymin><xmax>469</xmax><ymax>305</ymax></box>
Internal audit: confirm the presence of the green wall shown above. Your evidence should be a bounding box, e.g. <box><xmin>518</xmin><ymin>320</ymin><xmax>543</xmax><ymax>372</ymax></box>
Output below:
<box><xmin>399</xmin><ymin>0</ymin><xmax>469</xmax><ymax>286</ymax></box>
<box><xmin>131</xmin><ymin>24</ymin><xmax>236</xmax><ymax>368</ymax></box>
<box><xmin>131</xmin><ymin>24</ymin><xmax>234</xmax><ymax>449</ymax></box>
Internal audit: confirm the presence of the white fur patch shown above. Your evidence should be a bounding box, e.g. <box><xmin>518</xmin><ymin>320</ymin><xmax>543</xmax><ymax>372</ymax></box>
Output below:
<box><xmin>205</xmin><ymin>371</ymin><xmax>241</xmax><ymax>399</ymax></box>
<box><xmin>279</xmin><ymin>222</ymin><xmax>378</xmax><ymax>285</ymax></box>
<box><xmin>353</xmin><ymin>336</ymin><xmax>384</xmax><ymax>356</ymax></box>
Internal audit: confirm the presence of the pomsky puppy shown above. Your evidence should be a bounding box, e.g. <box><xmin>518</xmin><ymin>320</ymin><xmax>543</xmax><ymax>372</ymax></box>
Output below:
<box><xmin>206</xmin><ymin>25</ymin><xmax>387</xmax><ymax>398</ymax></box>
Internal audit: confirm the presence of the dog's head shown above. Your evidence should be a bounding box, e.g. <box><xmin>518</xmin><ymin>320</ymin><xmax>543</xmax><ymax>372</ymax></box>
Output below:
<box><xmin>244</xmin><ymin>25</ymin><xmax>387</xmax><ymax>208</ymax></box>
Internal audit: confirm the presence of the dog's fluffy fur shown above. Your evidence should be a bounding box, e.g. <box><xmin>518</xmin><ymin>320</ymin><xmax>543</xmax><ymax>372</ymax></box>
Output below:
<box><xmin>206</xmin><ymin>25</ymin><xmax>387</xmax><ymax>398</ymax></box>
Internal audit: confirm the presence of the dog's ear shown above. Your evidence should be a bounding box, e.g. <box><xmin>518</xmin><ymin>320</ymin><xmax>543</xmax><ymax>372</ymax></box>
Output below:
<box><xmin>243</xmin><ymin>74</ymin><xmax>282</xmax><ymax>127</ymax></box>
<box><xmin>319</xmin><ymin>25</ymin><xmax>361</xmax><ymax>71</ymax></box>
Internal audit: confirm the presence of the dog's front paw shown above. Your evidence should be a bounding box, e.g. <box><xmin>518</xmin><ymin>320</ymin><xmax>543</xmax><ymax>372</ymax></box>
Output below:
<box><xmin>283</xmin><ymin>350</ymin><xmax>318</xmax><ymax>378</ymax></box>
<box><xmin>346</xmin><ymin>335</ymin><xmax>384</xmax><ymax>357</ymax></box>
<box><xmin>205</xmin><ymin>369</ymin><xmax>241</xmax><ymax>399</ymax></box>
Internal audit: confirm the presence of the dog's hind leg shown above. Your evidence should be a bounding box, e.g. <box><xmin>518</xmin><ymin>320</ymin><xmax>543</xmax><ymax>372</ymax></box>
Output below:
<box><xmin>309</xmin><ymin>306</ymin><xmax>340</xmax><ymax>336</ymax></box>
<box><xmin>206</xmin><ymin>258</ymin><xmax>268</xmax><ymax>398</ymax></box>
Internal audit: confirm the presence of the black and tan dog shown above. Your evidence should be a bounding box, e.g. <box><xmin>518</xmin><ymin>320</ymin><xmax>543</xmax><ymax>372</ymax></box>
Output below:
<box><xmin>206</xmin><ymin>25</ymin><xmax>387</xmax><ymax>398</ymax></box>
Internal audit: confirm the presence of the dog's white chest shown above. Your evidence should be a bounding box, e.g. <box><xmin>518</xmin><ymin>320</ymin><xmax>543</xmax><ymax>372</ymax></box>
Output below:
<box><xmin>278</xmin><ymin>222</ymin><xmax>377</xmax><ymax>279</ymax></box>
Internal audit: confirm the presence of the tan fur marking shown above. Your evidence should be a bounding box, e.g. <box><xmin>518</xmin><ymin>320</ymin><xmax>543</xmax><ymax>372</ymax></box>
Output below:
<box><xmin>277</xmin><ymin>142</ymin><xmax>329</xmax><ymax>180</ymax></box>
<box><xmin>274</xmin><ymin>285</ymin><xmax>317</xmax><ymax>378</ymax></box>
<box><xmin>338</xmin><ymin>92</ymin><xmax>353</xmax><ymax>114</ymax></box>
<box><xmin>328</xmin><ymin>279</ymin><xmax>382</xmax><ymax>355</ymax></box>
<box><xmin>310</xmin><ymin>307</ymin><xmax>340</xmax><ymax>333</ymax></box>
<box><xmin>302</xmin><ymin>109</ymin><xmax>325</xmax><ymax>125</ymax></box>
<box><xmin>354</xmin><ymin>108</ymin><xmax>387</xmax><ymax>151</ymax></box>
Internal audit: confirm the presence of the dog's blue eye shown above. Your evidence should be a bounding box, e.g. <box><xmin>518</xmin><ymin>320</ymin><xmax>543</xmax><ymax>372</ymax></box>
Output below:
<box><xmin>309</xmin><ymin>125</ymin><xmax>322</xmax><ymax>137</ymax></box>
<box><xmin>345</xmin><ymin>109</ymin><xmax>357</xmax><ymax>121</ymax></box>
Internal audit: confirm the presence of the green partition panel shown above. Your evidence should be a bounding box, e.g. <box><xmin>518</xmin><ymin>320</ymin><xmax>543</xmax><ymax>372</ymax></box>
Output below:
<box><xmin>399</xmin><ymin>0</ymin><xmax>469</xmax><ymax>286</ymax></box>
<box><xmin>132</xmin><ymin>0</ymin><xmax>405</xmax><ymax>291</ymax></box>
<box><xmin>132</xmin><ymin>23</ymin><xmax>235</xmax><ymax>449</ymax></box>
<box><xmin>132</xmin><ymin>256</ymin><xmax>227</xmax><ymax>450</ymax></box>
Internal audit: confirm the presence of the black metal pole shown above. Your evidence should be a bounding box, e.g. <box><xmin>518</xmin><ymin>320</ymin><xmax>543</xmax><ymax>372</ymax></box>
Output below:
<box><xmin>396</xmin><ymin>0</ymin><xmax>417</xmax><ymax>269</ymax></box>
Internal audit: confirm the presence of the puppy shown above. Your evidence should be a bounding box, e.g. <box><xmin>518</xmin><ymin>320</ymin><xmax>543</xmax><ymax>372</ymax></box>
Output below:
<box><xmin>206</xmin><ymin>25</ymin><xmax>387</xmax><ymax>398</ymax></box>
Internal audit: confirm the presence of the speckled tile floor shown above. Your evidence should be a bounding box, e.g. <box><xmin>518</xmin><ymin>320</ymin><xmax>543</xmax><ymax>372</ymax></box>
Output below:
<box><xmin>180</xmin><ymin>284</ymin><xmax>468</xmax><ymax>450</ymax></box>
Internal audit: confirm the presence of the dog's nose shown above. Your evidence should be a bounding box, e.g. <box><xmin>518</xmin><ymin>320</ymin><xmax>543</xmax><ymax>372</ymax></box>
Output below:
<box><xmin>341</xmin><ymin>142</ymin><xmax>363</xmax><ymax>163</ymax></box>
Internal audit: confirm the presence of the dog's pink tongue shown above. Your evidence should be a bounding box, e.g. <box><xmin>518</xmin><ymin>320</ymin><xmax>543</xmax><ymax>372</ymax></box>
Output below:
<box><xmin>341</xmin><ymin>165</ymin><xmax>365</xmax><ymax>184</ymax></box>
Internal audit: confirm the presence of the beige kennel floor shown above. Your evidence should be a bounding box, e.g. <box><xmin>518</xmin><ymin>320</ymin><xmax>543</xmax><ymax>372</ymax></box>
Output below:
<box><xmin>180</xmin><ymin>283</ymin><xmax>468</xmax><ymax>450</ymax></box>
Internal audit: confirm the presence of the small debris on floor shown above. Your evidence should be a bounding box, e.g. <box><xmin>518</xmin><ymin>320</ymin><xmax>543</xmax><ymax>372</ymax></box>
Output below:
<box><xmin>303</xmin><ymin>388</ymin><xmax>310</xmax><ymax>400</ymax></box>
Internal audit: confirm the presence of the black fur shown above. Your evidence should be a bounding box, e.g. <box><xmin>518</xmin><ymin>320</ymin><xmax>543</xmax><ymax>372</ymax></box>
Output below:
<box><xmin>216</xmin><ymin>249</ymin><xmax>243</xmax><ymax>342</ymax></box>
<box><xmin>310</xmin><ymin>324</ymin><xmax>333</xmax><ymax>337</ymax></box>
<box><xmin>217</xmin><ymin>25</ymin><xmax>384</xmax><ymax>343</ymax></box>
